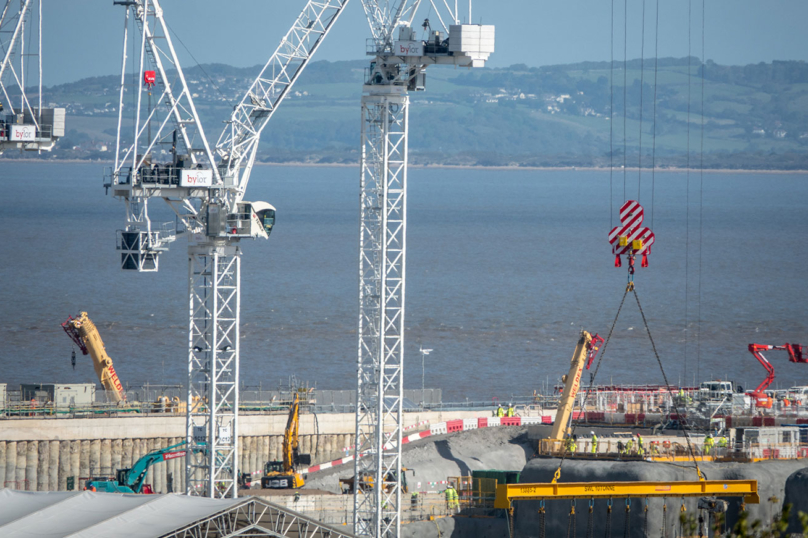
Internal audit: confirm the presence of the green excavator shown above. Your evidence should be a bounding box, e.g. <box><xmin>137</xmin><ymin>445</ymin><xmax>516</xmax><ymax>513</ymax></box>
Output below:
<box><xmin>84</xmin><ymin>441</ymin><xmax>186</xmax><ymax>494</ymax></box>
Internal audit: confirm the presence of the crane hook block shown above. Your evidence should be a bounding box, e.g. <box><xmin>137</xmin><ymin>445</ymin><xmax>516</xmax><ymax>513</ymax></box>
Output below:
<box><xmin>609</xmin><ymin>200</ymin><xmax>655</xmax><ymax>267</ymax></box>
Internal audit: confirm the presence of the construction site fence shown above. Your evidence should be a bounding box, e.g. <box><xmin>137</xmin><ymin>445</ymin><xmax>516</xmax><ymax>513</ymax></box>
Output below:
<box><xmin>573</xmin><ymin>389</ymin><xmax>808</xmax><ymax>418</ymax></box>
<box><xmin>538</xmin><ymin>437</ymin><xmax>808</xmax><ymax>462</ymax></box>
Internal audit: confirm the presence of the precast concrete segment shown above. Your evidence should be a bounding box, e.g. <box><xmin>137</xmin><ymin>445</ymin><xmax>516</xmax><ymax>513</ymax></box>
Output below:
<box><xmin>25</xmin><ymin>440</ymin><xmax>37</xmax><ymax>491</ymax></box>
<box><xmin>15</xmin><ymin>442</ymin><xmax>26</xmax><ymax>488</ymax></box>
<box><xmin>0</xmin><ymin>442</ymin><xmax>5</xmax><ymax>488</ymax></box>
<box><xmin>79</xmin><ymin>440</ymin><xmax>90</xmax><ymax>490</ymax></box>
<box><xmin>48</xmin><ymin>440</ymin><xmax>59</xmax><ymax>491</ymax></box>
<box><xmin>70</xmin><ymin>441</ymin><xmax>80</xmax><ymax>490</ymax></box>
<box><xmin>36</xmin><ymin>440</ymin><xmax>48</xmax><ymax>491</ymax></box>
<box><xmin>59</xmin><ymin>441</ymin><xmax>70</xmax><ymax>491</ymax></box>
<box><xmin>5</xmin><ymin>441</ymin><xmax>16</xmax><ymax>488</ymax></box>
<box><xmin>515</xmin><ymin>458</ymin><xmax>808</xmax><ymax>538</ymax></box>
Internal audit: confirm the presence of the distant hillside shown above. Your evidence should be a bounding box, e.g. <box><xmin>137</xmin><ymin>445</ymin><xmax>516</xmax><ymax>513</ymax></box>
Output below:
<box><xmin>4</xmin><ymin>58</ymin><xmax>808</xmax><ymax>169</ymax></box>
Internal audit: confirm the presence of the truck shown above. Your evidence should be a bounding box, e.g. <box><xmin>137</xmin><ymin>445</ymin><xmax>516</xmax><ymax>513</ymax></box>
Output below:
<box><xmin>84</xmin><ymin>442</ymin><xmax>186</xmax><ymax>494</ymax></box>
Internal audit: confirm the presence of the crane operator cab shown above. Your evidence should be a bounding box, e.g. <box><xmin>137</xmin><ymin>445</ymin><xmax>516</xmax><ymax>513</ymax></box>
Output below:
<box><xmin>207</xmin><ymin>201</ymin><xmax>276</xmax><ymax>239</ymax></box>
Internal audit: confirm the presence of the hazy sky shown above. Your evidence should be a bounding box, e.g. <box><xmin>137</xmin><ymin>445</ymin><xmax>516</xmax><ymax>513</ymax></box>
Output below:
<box><xmin>38</xmin><ymin>0</ymin><xmax>808</xmax><ymax>86</ymax></box>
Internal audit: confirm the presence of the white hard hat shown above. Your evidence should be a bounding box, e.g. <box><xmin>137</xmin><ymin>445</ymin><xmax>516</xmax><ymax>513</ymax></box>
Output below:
<box><xmin>590</xmin><ymin>431</ymin><xmax>595</xmax><ymax>435</ymax></box>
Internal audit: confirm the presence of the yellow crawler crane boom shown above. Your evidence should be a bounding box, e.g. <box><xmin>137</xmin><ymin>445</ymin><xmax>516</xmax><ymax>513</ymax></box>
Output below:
<box><xmin>62</xmin><ymin>312</ymin><xmax>125</xmax><ymax>402</ymax></box>
<box><xmin>544</xmin><ymin>331</ymin><xmax>601</xmax><ymax>454</ymax></box>
<box><xmin>494</xmin><ymin>480</ymin><xmax>760</xmax><ymax>509</ymax></box>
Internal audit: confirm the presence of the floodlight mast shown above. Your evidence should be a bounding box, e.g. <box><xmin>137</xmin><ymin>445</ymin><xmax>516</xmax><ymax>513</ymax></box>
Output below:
<box><xmin>106</xmin><ymin>0</ymin><xmax>350</xmax><ymax>498</ymax></box>
<box><xmin>354</xmin><ymin>1</ymin><xmax>494</xmax><ymax>536</ymax></box>
<box><xmin>0</xmin><ymin>0</ymin><xmax>65</xmax><ymax>153</ymax></box>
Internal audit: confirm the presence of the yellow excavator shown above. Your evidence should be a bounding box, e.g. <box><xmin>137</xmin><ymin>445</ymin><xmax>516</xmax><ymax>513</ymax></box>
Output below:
<box><xmin>542</xmin><ymin>330</ymin><xmax>603</xmax><ymax>454</ymax></box>
<box><xmin>62</xmin><ymin>312</ymin><xmax>126</xmax><ymax>403</ymax></box>
<box><xmin>261</xmin><ymin>392</ymin><xmax>310</xmax><ymax>489</ymax></box>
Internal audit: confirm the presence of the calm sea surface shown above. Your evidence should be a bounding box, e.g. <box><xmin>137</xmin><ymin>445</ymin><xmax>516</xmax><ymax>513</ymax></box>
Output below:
<box><xmin>0</xmin><ymin>162</ymin><xmax>806</xmax><ymax>401</ymax></box>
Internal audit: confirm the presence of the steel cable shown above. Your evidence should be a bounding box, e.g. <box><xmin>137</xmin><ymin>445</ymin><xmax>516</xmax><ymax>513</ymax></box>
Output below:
<box><xmin>633</xmin><ymin>287</ymin><xmax>703</xmax><ymax>478</ymax></box>
<box><xmin>623</xmin><ymin>501</ymin><xmax>631</xmax><ymax>538</ymax></box>
<box><xmin>587</xmin><ymin>501</ymin><xmax>595</xmax><ymax>538</ymax></box>
<box><xmin>605</xmin><ymin>501</ymin><xmax>613</xmax><ymax>538</ymax></box>
<box><xmin>551</xmin><ymin>287</ymin><xmax>630</xmax><ymax>480</ymax></box>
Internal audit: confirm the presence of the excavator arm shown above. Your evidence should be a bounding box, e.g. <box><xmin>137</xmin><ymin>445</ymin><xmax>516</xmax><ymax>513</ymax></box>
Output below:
<box><xmin>282</xmin><ymin>393</ymin><xmax>301</xmax><ymax>474</ymax></box>
<box><xmin>125</xmin><ymin>441</ymin><xmax>186</xmax><ymax>493</ymax></box>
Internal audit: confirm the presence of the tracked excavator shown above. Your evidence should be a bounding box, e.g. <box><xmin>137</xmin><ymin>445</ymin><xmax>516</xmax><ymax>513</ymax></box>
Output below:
<box><xmin>261</xmin><ymin>393</ymin><xmax>310</xmax><ymax>489</ymax></box>
<box><xmin>84</xmin><ymin>441</ymin><xmax>186</xmax><ymax>493</ymax></box>
<box><xmin>541</xmin><ymin>330</ymin><xmax>603</xmax><ymax>455</ymax></box>
<box><xmin>62</xmin><ymin>312</ymin><xmax>126</xmax><ymax>402</ymax></box>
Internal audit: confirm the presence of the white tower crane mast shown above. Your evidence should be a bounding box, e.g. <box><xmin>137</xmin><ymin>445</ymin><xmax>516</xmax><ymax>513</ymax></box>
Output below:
<box><xmin>353</xmin><ymin>2</ymin><xmax>494</xmax><ymax>536</ymax></box>
<box><xmin>0</xmin><ymin>0</ymin><xmax>64</xmax><ymax>153</ymax></box>
<box><xmin>105</xmin><ymin>0</ymin><xmax>350</xmax><ymax>498</ymax></box>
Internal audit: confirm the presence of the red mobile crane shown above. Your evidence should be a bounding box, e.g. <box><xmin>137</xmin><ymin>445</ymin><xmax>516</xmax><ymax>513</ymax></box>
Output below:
<box><xmin>747</xmin><ymin>343</ymin><xmax>805</xmax><ymax>408</ymax></box>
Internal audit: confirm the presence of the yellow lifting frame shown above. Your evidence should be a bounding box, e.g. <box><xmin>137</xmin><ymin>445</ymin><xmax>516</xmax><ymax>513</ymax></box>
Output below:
<box><xmin>494</xmin><ymin>480</ymin><xmax>760</xmax><ymax>509</ymax></box>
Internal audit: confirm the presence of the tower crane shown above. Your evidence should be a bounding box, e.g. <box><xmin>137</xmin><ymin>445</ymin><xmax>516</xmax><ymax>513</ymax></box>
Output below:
<box><xmin>0</xmin><ymin>0</ymin><xmax>64</xmax><ymax>153</ymax></box>
<box><xmin>353</xmin><ymin>3</ymin><xmax>494</xmax><ymax>536</ymax></box>
<box><xmin>104</xmin><ymin>0</ymin><xmax>349</xmax><ymax>498</ymax></box>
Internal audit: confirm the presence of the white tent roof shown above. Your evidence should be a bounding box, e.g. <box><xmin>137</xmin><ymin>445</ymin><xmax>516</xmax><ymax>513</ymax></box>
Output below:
<box><xmin>0</xmin><ymin>489</ymin><xmax>241</xmax><ymax>538</ymax></box>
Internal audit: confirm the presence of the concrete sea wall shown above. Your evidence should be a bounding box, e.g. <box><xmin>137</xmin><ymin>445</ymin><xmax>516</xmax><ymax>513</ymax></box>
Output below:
<box><xmin>0</xmin><ymin>410</ymin><xmax>482</xmax><ymax>492</ymax></box>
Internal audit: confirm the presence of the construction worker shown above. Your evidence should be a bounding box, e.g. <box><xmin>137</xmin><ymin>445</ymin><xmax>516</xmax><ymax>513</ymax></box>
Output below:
<box><xmin>496</xmin><ymin>405</ymin><xmax>505</xmax><ymax>418</ymax></box>
<box><xmin>411</xmin><ymin>491</ymin><xmax>419</xmax><ymax>510</ymax></box>
<box><xmin>590</xmin><ymin>431</ymin><xmax>598</xmax><ymax>455</ymax></box>
<box><xmin>624</xmin><ymin>437</ymin><xmax>634</xmax><ymax>455</ymax></box>
<box><xmin>444</xmin><ymin>484</ymin><xmax>458</xmax><ymax>511</ymax></box>
<box><xmin>507</xmin><ymin>403</ymin><xmax>515</xmax><ymax>417</ymax></box>
<box><xmin>636</xmin><ymin>433</ymin><xmax>645</xmax><ymax>456</ymax></box>
<box><xmin>566</xmin><ymin>435</ymin><xmax>577</xmax><ymax>454</ymax></box>
<box><xmin>704</xmin><ymin>434</ymin><xmax>714</xmax><ymax>456</ymax></box>
<box><xmin>718</xmin><ymin>435</ymin><xmax>729</xmax><ymax>454</ymax></box>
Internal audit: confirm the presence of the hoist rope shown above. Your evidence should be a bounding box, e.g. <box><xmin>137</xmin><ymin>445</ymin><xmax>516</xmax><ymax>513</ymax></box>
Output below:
<box><xmin>632</xmin><ymin>287</ymin><xmax>703</xmax><ymax>479</ymax></box>
<box><xmin>623</xmin><ymin>500</ymin><xmax>631</xmax><ymax>538</ymax></box>
<box><xmin>650</xmin><ymin>0</ymin><xmax>659</xmax><ymax>231</ymax></box>
<box><xmin>684</xmin><ymin>0</ymin><xmax>693</xmax><ymax>385</ymax></box>
<box><xmin>604</xmin><ymin>501</ymin><xmax>613</xmax><ymax>538</ymax></box>
<box><xmin>637</xmin><ymin>0</ymin><xmax>646</xmax><ymax>201</ymax></box>
<box><xmin>539</xmin><ymin>504</ymin><xmax>547</xmax><ymax>538</ymax></box>
<box><xmin>643</xmin><ymin>499</ymin><xmax>649</xmax><ymax>537</ymax></box>
<box><xmin>610</xmin><ymin>0</ymin><xmax>615</xmax><ymax>230</ymax></box>
<box><xmin>696</xmin><ymin>0</ymin><xmax>706</xmax><ymax>381</ymax></box>
<box><xmin>622</xmin><ymin>0</ymin><xmax>628</xmax><ymax>202</ymax></box>
<box><xmin>662</xmin><ymin>501</ymin><xmax>668</xmax><ymax>538</ymax></box>
<box><xmin>567</xmin><ymin>502</ymin><xmax>576</xmax><ymax>538</ymax></box>
<box><xmin>164</xmin><ymin>21</ymin><xmax>236</xmax><ymax>109</ymax></box>
<box><xmin>551</xmin><ymin>287</ymin><xmax>630</xmax><ymax>480</ymax></box>
<box><xmin>586</xmin><ymin>500</ymin><xmax>595</xmax><ymax>538</ymax></box>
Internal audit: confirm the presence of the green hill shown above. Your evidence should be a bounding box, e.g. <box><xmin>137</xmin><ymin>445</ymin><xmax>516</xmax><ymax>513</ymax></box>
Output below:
<box><xmin>6</xmin><ymin>57</ymin><xmax>808</xmax><ymax>169</ymax></box>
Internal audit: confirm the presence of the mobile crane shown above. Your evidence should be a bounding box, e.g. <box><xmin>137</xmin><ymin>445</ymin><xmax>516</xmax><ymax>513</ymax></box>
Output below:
<box><xmin>62</xmin><ymin>312</ymin><xmax>126</xmax><ymax>403</ymax></box>
<box><xmin>84</xmin><ymin>441</ymin><xmax>186</xmax><ymax>494</ymax></box>
<box><xmin>261</xmin><ymin>393</ymin><xmax>310</xmax><ymax>489</ymax></box>
<box><xmin>542</xmin><ymin>330</ymin><xmax>603</xmax><ymax>454</ymax></box>
<box><xmin>747</xmin><ymin>343</ymin><xmax>805</xmax><ymax>408</ymax></box>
